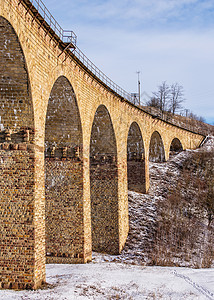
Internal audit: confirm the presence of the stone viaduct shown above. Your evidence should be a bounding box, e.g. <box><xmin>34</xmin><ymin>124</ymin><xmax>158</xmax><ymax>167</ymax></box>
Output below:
<box><xmin>0</xmin><ymin>0</ymin><xmax>205</xmax><ymax>290</ymax></box>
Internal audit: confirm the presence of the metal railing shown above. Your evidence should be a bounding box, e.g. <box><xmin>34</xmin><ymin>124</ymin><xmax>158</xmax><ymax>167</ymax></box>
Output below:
<box><xmin>63</xmin><ymin>30</ymin><xmax>77</xmax><ymax>45</ymax></box>
<box><xmin>24</xmin><ymin>0</ymin><xmax>77</xmax><ymax>45</ymax></box>
<box><xmin>21</xmin><ymin>0</ymin><xmax>132</xmax><ymax>101</ymax></box>
<box><xmin>72</xmin><ymin>46</ymin><xmax>132</xmax><ymax>101</ymax></box>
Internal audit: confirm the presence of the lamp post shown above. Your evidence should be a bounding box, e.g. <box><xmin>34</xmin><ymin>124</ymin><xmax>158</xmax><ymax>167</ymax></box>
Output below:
<box><xmin>136</xmin><ymin>71</ymin><xmax>140</xmax><ymax>105</ymax></box>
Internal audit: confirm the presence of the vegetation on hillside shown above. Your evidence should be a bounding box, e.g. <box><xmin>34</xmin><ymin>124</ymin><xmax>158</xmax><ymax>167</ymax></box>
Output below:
<box><xmin>143</xmin><ymin>81</ymin><xmax>214</xmax><ymax>136</ymax></box>
<box><xmin>152</xmin><ymin>147</ymin><xmax>214</xmax><ymax>268</ymax></box>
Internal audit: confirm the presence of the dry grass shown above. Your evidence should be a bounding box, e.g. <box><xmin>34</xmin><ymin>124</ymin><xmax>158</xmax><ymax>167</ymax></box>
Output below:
<box><xmin>142</xmin><ymin>106</ymin><xmax>214</xmax><ymax>136</ymax></box>
<box><xmin>151</xmin><ymin>149</ymin><xmax>214</xmax><ymax>267</ymax></box>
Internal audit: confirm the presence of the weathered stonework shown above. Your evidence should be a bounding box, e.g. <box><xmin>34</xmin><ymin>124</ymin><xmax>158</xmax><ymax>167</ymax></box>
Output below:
<box><xmin>0</xmin><ymin>0</ymin><xmax>205</xmax><ymax>290</ymax></box>
<box><xmin>90</xmin><ymin>105</ymin><xmax>119</xmax><ymax>254</ymax></box>
<box><xmin>45</xmin><ymin>158</ymin><xmax>85</xmax><ymax>263</ymax></box>
<box><xmin>127</xmin><ymin>122</ymin><xmax>146</xmax><ymax>193</ymax></box>
<box><xmin>149</xmin><ymin>131</ymin><xmax>166</xmax><ymax>162</ymax></box>
<box><xmin>0</xmin><ymin>140</ymin><xmax>45</xmax><ymax>289</ymax></box>
<box><xmin>44</xmin><ymin>75</ymin><xmax>86</xmax><ymax>263</ymax></box>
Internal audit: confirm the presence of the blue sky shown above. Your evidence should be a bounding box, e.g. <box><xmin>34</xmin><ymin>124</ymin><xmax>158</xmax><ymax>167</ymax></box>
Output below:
<box><xmin>43</xmin><ymin>0</ymin><xmax>214</xmax><ymax>124</ymax></box>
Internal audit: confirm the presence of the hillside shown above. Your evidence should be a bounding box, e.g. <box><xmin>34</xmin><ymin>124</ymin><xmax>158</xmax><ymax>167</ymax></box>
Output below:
<box><xmin>141</xmin><ymin>106</ymin><xmax>214</xmax><ymax>136</ymax></box>
<box><xmin>94</xmin><ymin>136</ymin><xmax>214</xmax><ymax>268</ymax></box>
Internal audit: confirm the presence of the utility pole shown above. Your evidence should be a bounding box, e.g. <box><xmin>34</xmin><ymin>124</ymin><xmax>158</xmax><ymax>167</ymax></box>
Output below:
<box><xmin>185</xmin><ymin>109</ymin><xmax>189</xmax><ymax>117</ymax></box>
<box><xmin>136</xmin><ymin>71</ymin><xmax>140</xmax><ymax>105</ymax></box>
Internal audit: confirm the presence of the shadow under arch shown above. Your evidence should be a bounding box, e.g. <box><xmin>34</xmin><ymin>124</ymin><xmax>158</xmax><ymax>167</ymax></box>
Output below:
<box><xmin>45</xmin><ymin>75</ymin><xmax>84</xmax><ymax>263</ymax></box>
<box><xmin>170</xmin><ymin>137</ymin><xmax>183</xmax><ymax>156</ymax></box>
<box><xmin>0</xmin><ymin>16</ymin><xmax>39</xmax><ymax>289</ymax></box>
<box><xmin>149</xmin><ymin>131</ymin><xmax>166</xmax><ymax>162</ymax></box>
<box><xmin>90</xmin><ymin>104</ymin><xmax>119</xmax><ymax>254</ymax></box>
<box><xmin>127</xmin><ymin>122</ymin><xmax>146</xmax><ymax>193</ymax></box>
<box><xmin>0</xmin><ymin>16</ymin><xmax>34</xmax><ymax>137</ymax></box>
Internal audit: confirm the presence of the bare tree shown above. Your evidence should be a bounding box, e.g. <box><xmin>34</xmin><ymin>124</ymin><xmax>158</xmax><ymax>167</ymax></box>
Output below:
<box><xmin>148</xmin><ymin>81</ymin><xmax>185</xmax><ymax>118</ymax></box>
<box><xmin>169</xmin><ymin>83</ymin><xmax>185</xmax><ymax>115</ymax></box>
<box><xmin>152</xmin><ymin>81</ymin><xmax>171</xmax><ymax>117</ymax></box>
<box><xmin>146</xmin><ymin>97</ymin><xmax>160</xmax><ymax>109</ymax></box>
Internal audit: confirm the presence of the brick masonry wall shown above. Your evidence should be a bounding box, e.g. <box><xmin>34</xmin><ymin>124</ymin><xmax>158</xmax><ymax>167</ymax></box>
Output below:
<box><xmin>0</xmin><ymin>13</ymin><xmax>45</xmax><ymax>289</ymax></box>
<box><xmin>90</xmin><ymin>105</ymin><xmax>119</xmax><ymax>254</ymax></box>
<box><xmin>127</xmin><ymin>161</ymin><xmax>146</xmax><ymax>193</ymax></box>
<box><xmin>45</xmin><ymin>158</ymin><xmax>85</xmax><ymax>263</ymax></box>
<box><xmin>127</xmin><ymin>122</ymin><xmax>146</xmax><ymax>193</ymax></box>
<box><xmin>0</xmin><ymin>16</ymin><xmax>33</xmax><ymax>132</ymax></box>
<box><xmin>90</xmin><ymin>162</ymin><xmax>119</xmax><ymax>254</ymax></box>
<box><xmin>0</xmin><ymin>145</ymin><xmax>35</xmax><ymax>289</ymax></box>
<box><xmin>149</xmin><ymin>131</ymin><xmax>166</xmax><ymax>162</ymax></box>
<box><xmin>170</xmin><ymin>138</ymin><xmax>183</xmax><ymax>152</ymax></box>
<box><xmin>45</xmin><ymin>75</ymin><xmax>86</xmax><ymax>263</ymax></box>
<box><xmin>45</xmin><ymin>76</ymin><xmax>81</xmax><ymax>150</ymax></box>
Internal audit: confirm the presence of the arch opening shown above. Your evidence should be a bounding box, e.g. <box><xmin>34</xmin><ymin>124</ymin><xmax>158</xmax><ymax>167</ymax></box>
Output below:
<box><xmin>45</xmin><ymin>76</ymin><xmax>84</xmax><ymax>263</ymax></box>
<box><xmin>90</xmin><ymin>105</ymin><xmax>119</xmax><ymax>254</ymax></box>
<box><xmin>0</xmin><ymin>16</ymin><xmax>34</xmax><ymax>139</ymax></box>
<box><xmin>127</xmin><ymin>122</ymin><xmax>146</xmax><ymax>193</ymax></box>
<box><xmin>0</xmin><ymin>16</ymin><xmax>40</xmax><ymax>289</ymax></box>
<box><xmin>149</xmin><ymin>131</ymin><xmax>165</xmax><ymax>162</ymax></box>
<box><xmin>170</xmin><ymin>138</ymin><xmax>183</xmax><ymax>156</ymax></box>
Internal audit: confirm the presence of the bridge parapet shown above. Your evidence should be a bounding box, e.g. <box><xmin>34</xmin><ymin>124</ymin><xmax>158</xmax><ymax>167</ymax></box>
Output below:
<box><xmin>20</xmin><ymin>0</ymin><xmax>77</xmax><ymax>45</ymax></box>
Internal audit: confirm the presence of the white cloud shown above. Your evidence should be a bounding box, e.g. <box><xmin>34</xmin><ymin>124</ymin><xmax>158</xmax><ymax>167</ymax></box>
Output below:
<box><xmin>75</xmin><ymin>26</ymin><xmax>214</xmax><ymax>119</ymax></box>
<box><xmin>44</xmin><ymin>0</ymin><xmax>213</xmax><ymax>30</ymax></box>
<box><xmin>50</xmin><ymin>0</ymin><xmax>214</xmax><ymax>31</ymax></box>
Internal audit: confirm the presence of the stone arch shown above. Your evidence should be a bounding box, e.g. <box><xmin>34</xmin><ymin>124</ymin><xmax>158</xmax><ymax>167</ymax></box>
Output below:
<box><xmin>169</xmin><ymin>137</ymin><xmax>183</xmax><ymax>156</ymax></box>
<box><xmin>90</xmin><ymin>104</ymin><xmax>119</xmax><ymax>254</ymax></box>
<box><xmin>0</xmin><ymin>16</ymin><xmax>34</xmax><ymax>139</ymax></box>
<box><xmin>127</xmin><ymin>122</ymin><xmax>146</xmax><ymax>193</ymax></box>
<box><xmin>149</xmin><ymin>131</ymin><xmax>166</xmax><ymax>162</ymax></box>
<box><xmin>45</xmin><ymin>75</ymin><xmax>84</xmax><ymax>263</ymax></box>
<box><xmin>0</xmin><ymin>16</ymin><xmax>40</xmax><ymax>289</ymax></box>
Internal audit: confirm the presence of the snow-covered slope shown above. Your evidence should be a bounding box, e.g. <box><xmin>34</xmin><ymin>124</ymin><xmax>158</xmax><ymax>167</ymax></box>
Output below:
<box><xmin>93</xmin><ymin>136</ymin><xmax>214</xmax><ymax>267</ymax></box>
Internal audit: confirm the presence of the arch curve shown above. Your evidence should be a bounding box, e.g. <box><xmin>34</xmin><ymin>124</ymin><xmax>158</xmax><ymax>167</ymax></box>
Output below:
<box><xmin>127</xmin><ymin>122</ymin><xmax>146</xmax><ymax>193</ymax></box>
<box><xmin>149</xmin><ymin>131</ymin><xmax>166</xmax><ymax>162</ymax></box>
<box><xmin>0</xmin><ymin>15</ymin><xmax>39</xmax><ymax>289</ymax></box>
<box><xmin>45</xmin><ymin>75</ymin><xmax>84</xmax><ymax>262</ymax></box>
<box><xmin>0</xmin><ymin>16</ymin><xmax>34</xmax><ymax>138</ymax></box>
<box><xmin>170</xmin><ymin>137</ymin><xmax>183</xmax><ymax>155</ymax></box>
<box><xmin>45</xmin><ymin>75</ymin><xmax>82</xmax><ymax>151</ymax></box>
<box><xmin>90</xmin><ymin>104</ymin><xmax>119</xmax><ymax>254</ymax></box>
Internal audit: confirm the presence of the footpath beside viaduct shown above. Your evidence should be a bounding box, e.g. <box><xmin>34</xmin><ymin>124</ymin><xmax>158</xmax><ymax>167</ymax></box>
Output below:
<box><xmin>0</xmin><ymin>0</ymin><xmax>205</xmax><ymax>290</ymax></box>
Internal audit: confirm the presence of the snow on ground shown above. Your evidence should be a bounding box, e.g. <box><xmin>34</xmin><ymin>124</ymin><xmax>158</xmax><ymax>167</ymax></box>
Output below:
<box><xmin>202</xmin><ymin>136</ymin><xmax>214</xmax><ymax>152</ymax></box>
<box><xmin>0</xmin><ymin>263</ymin><xmax>214</xmax><ymax>300</ymax></box>
<box><xmin>1</xmin><ymin>137</ymin><xmax>213</xmax><ymax>299</ymax></box>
